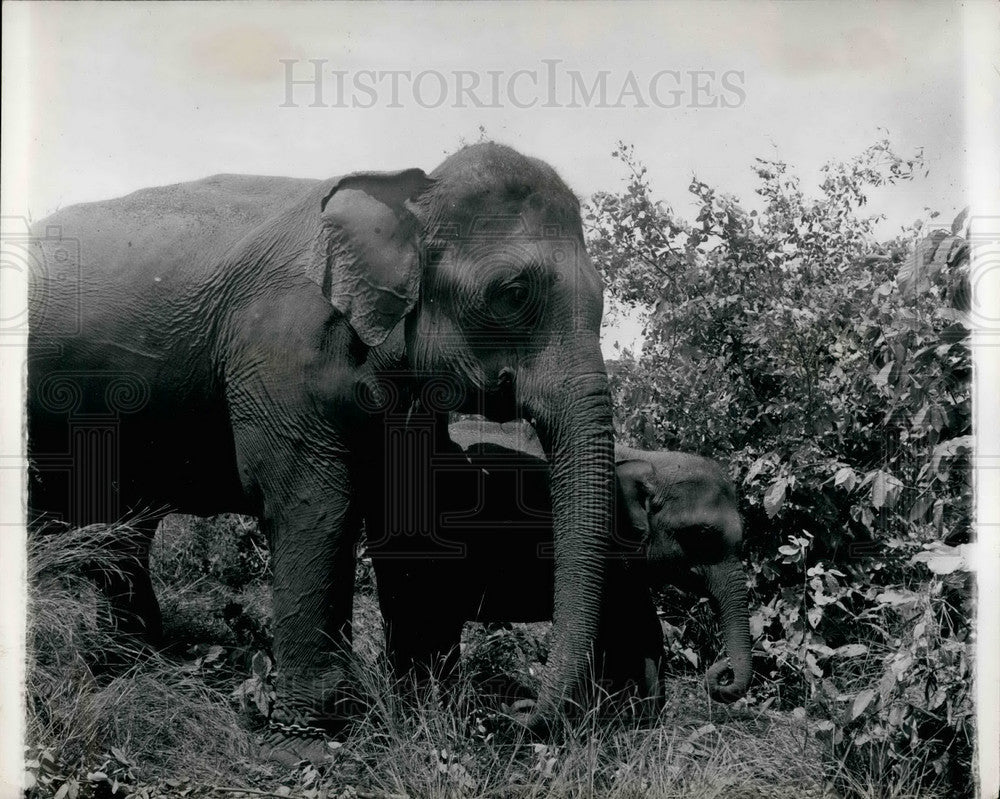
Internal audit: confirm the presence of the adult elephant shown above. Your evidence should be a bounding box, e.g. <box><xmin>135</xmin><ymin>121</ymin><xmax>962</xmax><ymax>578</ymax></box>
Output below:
<box><xmin>371</xmin><ymin>421</ymin><xmax>752</xmax><ymax>711</ymax></box>
<box><xmin>27</xmin><ymin>143</ymin><xmax>615</xmax><ymax>743</ymax></box>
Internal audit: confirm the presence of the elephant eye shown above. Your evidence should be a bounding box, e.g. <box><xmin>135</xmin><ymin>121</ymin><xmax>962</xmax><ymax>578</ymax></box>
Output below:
<box><xmin>500</xmin><ymin>283</ymin><xmax>529</xmax><ymax>307</ymax></box>
<box><xmin>484</xmin><ymin>273</ymin><xmax>543</xmax><ymax>329</ymax></box>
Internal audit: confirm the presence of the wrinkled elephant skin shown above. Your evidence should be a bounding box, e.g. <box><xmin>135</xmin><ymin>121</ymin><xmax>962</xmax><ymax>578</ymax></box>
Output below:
<box><xmin>27</xmin><ymin>143</ymin><xmax>615</xmax><ymax>737</ymax></box>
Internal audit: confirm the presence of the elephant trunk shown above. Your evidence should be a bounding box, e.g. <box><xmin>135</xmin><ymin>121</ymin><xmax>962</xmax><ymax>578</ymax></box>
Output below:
<box><xmin>703</xmin><ymin>557</ymin><xmax>753</xmax><ymax>703</ymax></box>
<box><xmin>521</xmin><ymin>364</ymin><xmax>615</xmax><ymax>729</ymax></box>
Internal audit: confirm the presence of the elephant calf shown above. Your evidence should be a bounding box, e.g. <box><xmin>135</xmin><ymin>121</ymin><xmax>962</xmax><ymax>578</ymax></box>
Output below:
<box><xmin>370</xmin><ymin>431</ymin><xmax>752</xmax><ymax>714</ymax></box>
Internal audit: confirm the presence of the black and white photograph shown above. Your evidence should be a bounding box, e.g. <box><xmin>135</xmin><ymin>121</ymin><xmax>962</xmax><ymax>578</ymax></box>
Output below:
<box><xmin>2</xmin><ymin>3</ymin><xmax>997</xmax><ymax>797</ymax></box>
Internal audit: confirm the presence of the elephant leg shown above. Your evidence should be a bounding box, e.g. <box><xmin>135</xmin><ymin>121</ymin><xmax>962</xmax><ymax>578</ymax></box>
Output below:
<box><xmin>387</xmin><ymin>613</ymin><xmax>465</xmax><ymax>689</ymax></box>
<box><xmin>373</xmin><ymin>558</ymin><xmax>465</xmax><ymax>687</ymax></box>
<box><xmin>594</xmin><ymin>561</ymin><xmax>664</xmax><ymax>717</ymax></box>
<box><xmin>271</xmin><ymin>511</ymin><xmax>360</xmax><ymax>729</ymax></box>
<box><xmin>249</xmin><ymin>454</ymin><xmax>363</xmax><ymax>733</ymax></box>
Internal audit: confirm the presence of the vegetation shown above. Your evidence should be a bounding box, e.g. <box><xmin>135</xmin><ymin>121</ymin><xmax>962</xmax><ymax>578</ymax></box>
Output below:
<box><xmin>25</xmin><ymin>518</ymin><xmax>832</xmax><ymax>799</ymax></box>
<box><xmin>24</xmin><ymin>139</ymin><xmax>972</xmax><ymax>797</ymax></box>
<box><xmin>590</xmin><ymin>139</ymin><xmax>973</xmax><ymax>796</ymax></box>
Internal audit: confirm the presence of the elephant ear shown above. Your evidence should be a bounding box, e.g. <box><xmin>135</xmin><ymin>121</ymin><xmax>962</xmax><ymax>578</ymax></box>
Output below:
<box><xmin>313</xmin><ymin>169</ymin><xmax>435</xmax><ymax>347</ymax></box>
<box><xmin>616</xmin><ymin>459</ymin><xmax>655</xmax><ymax>542</ymax></box>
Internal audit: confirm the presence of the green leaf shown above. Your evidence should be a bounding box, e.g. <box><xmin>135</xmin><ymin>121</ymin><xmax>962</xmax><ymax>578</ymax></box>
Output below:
<box><xmin>834</xmin><ymin>644</ymin><xmax>869</xmax><ymax>658</ymax></box>
<box><xmin>807</xmin><ymin>607</ymin><xmax>823</xmax><ymax>630</ymax></box>
<box><xmin>834</xmin><ymin>467</ymin><xmax>857</xmax><ymax>491</ymax></box>
<box><xmin>952</xmin><ymin>207</ymin><xmax>969</xmax><ymax>235</ymax></box>
<box><xmin>870</xmin><ymin>470</ymin><xmax>901</xmax><ymax>509</ymax></box>
<box><xmin>891</xmin><ymin>653</ymin><xmax>914</xmax><ymax>677</ymax></box>
<box><xmin>907</xmin><ymin>495</ymin><xmax>934</xmax><ymax>522</ymax></box>
<box><xmin>251</xmin><ymin>650</ymin><xmax>271</xmax><ymax>679</ymax></box>
<box><xmin>877</xmin><ymin>589</ymin><xmax>920</xmax><ymax>608</ymax></box>
<box><xmin>850</xmin><ymin>689</ymin><xmax>877</xmax><ymax>721</ymax></box>
<box><xmin>879</xmin><ymin>668</ymin><xmax>897</xmax><ymax>700</ymax></box>
<box><xmin>764</xmin><ymin>478</ymin><xmax>788</xmax><ymax>518</ymax></box>
<box><xmin>911</xmin><ymin>544</ymin><xmax>972</xmax><ymax>575</ymax></box>
<box><xmin>746</xmin><ymin>456</ymin><xmax>769</xmax><ymax>483</ymax></box>
<box><xmin>871</xmin><ymin>471</ymin><xmax>889</xmax><ymax>508</ymax></box>
<box><xmin>873</xmin><ymin>361</ymin><xmax>894</xmax><ymax>389</ymax></box>
<box><xmin>928</xmin><ymin>405</ymin><xmax>947</xmax><ymax>432</ymax></box>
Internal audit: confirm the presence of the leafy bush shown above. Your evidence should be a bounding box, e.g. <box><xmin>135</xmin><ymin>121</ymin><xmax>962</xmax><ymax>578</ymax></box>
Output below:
<box><xmin>155</xmin><ymin>514</ymin><xmax>270</xmax><ymax>590</ymax></box>
<box><xmin>588</xmin><ymin>140</ymin><xmax>973</xmax><ymax>795</ymax></box>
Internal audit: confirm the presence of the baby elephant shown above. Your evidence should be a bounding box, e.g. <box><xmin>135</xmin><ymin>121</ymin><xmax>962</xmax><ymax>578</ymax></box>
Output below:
<box><xmin>370</xmin><ymin>429</ymin><xmax>752</xmax><ymax>713</ymax></box>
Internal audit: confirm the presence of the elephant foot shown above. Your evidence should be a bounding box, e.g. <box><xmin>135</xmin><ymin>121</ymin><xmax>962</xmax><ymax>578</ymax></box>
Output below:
<box><xmin>272</xmin><ymin>658</ymin><xmax>369</xmax><ymax>734</ymax></box>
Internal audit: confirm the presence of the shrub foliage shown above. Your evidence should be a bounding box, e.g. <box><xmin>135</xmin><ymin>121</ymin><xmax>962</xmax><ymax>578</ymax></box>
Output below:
<box><xmin>587</xmin><ymin>140</ymin><xmax>973</xmax><ymax>793</ymax></box>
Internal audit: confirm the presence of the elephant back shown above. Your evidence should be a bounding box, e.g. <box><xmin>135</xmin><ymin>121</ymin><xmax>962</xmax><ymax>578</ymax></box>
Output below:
<box><xmin>32</xmin><ymin>175</ymin><xmax>318</xmax><ymax>280</ymax></box>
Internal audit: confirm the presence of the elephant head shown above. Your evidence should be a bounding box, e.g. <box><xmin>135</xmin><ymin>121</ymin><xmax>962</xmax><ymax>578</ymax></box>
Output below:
<box><xmin>615</xmin><ymin>447</ymin><xmax>752</xmax><ymax>703</ymax></box>
<box><xmin>312</xmin><ymin>143</ymin><xmax>615</xmax><ymax>728</ymax></box>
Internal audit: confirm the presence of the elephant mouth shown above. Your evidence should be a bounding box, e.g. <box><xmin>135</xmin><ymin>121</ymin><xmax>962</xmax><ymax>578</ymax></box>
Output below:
<box><xmin>477</xmin><ymin>370</ymin><xmax>518</xmax><ymax>422</ymax></box>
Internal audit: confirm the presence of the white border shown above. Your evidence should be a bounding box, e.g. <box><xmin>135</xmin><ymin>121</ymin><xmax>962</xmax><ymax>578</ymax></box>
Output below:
<box><xmin>965</xmin><ymin>2</ymin><xmax>1000</xmax><ymax>796</ymax></box>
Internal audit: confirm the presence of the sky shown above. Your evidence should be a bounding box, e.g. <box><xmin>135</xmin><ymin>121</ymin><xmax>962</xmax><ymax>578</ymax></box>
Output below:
<box><xmin>1</xmin><ymin>1</ymin><xmax>972</xmax><ymax>354</ymax></box>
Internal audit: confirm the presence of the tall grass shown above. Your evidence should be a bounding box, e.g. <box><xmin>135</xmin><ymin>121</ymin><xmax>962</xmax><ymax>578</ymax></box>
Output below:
<box><xmin>25</xmin><ymin>516</ymin><xmax>951</xmax><ymax>797</ymax></box>
<box><xmin>315</xmin><ymin>657</ymin><xmax>834</xmax><ymax>799</ymax></box>
<box><xmin>26</xmin><ymin>521</ymin><xmax>255</xmax><ymax>788</ymax></box>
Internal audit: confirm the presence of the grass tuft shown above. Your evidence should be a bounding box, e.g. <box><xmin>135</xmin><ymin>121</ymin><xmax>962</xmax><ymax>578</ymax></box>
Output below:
<box><xmin>26</xmin><ymin>519</ymin><xmax>258</xmax><ymax>789</ymax></box>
